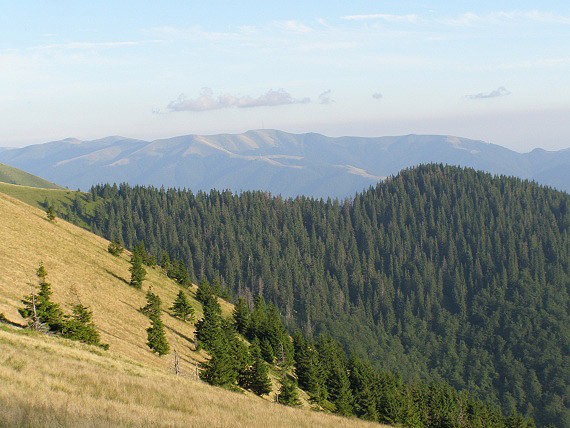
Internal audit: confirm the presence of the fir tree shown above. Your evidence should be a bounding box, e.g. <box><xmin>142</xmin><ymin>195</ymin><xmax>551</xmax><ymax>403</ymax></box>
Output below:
<box><xmin>147</xmin><ymin>312</ymin><xmax>169</xmax><ymax>356</ymax></box>
<box><xmin>19</xmin><ymin>262</ymin><xmax>64</xmax><ymax>333</ymax></box>
<box><xmin>46</xmin><ymin>205</ymin><xmax>56</xmax><ymax>222</ymax></box>
<box><xmin>242</xmin><ymin>341</ymin><xmax>272</xmax><ymax>396</ymax></box>
<box><xmin>140</xmin><ymin>287</ymin><xmax>161</xmax><ymax>318</ymax></box>
<box><xmin>170</xmin><ymin>290</ymin><xmax>194</xmax><ymax>322</ymax></box>
<box><xmin>63</xmin><ymin>303</ymin><xmax>109</xmax><ymax>349</ymax></box>
<box><xmin>107</xmin><ymin>236</ymin><xmax>124</xmax><ymax>256</ymax></box>
<box><xmin>233</xmin><ymin>297</ymin><xmax>251</xmax><ymax>335</ymax></box>
<box><xmin>129</xmin><ymin>251</ymin><xmax>146</xmax><ymax>289</ymax></box>
<box><xmin>278</xmin><ymin>370</ymin><xmax>300</xmax><ymax>407</ymax></box>
<box><xmin>199</xmin><ymin>335</ymin><xmax>238</xmax><ymax>387</ymax></box>
<box><xmin>195</xmin><ymin>294</ymin><xmax>222</xmax><ymax>351</ymax></box>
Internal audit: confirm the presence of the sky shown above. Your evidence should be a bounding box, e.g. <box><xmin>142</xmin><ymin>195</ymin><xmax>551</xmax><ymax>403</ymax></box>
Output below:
<box><xmin>1</xmin><ymin>1</ymin><xmax>570</xmax><ymax>151</ymax></box>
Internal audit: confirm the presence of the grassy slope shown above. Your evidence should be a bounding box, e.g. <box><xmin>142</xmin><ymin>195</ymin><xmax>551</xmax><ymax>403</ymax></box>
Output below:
<box><xmin>0</xmin><ymin>163</ymin><xmax>62</xmax><ymax>189</ymax></box>
<box><xmin>0</xmin><ymin>181</ymin><xmax>76</xmax><ymax>211</ymax></box>
<box><xmin>0</xmin><ymin>191</ymin><xmax>383</xmax><ymax>427</ymax></box>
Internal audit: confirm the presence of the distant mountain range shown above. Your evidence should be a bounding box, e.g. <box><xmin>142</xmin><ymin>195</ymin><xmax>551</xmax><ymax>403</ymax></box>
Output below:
<box><xmin>0</xmin><ymin>130</ymin><xmax>568</xmax><ymax>197</ymax></box>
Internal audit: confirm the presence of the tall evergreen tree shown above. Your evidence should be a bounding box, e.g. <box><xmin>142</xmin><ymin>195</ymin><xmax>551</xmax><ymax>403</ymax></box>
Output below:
<box><xmin>241</xmin><ymin>341</ymin><xmax>272</xmax><ymax>396</ymax></box>
<box><xmin>170</xmin><ymin>290</ymin><xmax>194</xmax><ymax>322</ymax></box>
<box><xmin>278</xmin><ymin>369</ymin><xmax>300</xmax><ymax>407</ymax></box>
<box><xmin>140</xmin><ymin>287</ymin><xmax>161</xmax><ymax>317</ymax></box>
<box><xmin>147</xmin><ymin>312</ymin><xmax>169</xmax><ymax>356</ymax></box>
<box><xmin>19</xmin><ymin>262</ymin><xmax>64</xmax><ymax>333</ymax></box>
<box><xmin>129</xmin><ymin>251</ymin><xmax>146</xmax><ymax>289</ymax></box>
<box><xmin>63</xmin><ymin>303</ymin><xmax>108</xmax><ymax>349</ymax></box>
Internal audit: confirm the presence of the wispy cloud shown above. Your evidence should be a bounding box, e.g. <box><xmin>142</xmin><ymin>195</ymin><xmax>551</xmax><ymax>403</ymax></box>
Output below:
<box><xmin>318</xmin><ymin>90</ymin><xmax>334</xmax><ymax>104</ymax></box>
<box><xmin>343</xmin><ymin>13</ymin><xmax>419</xmax><ymax>24</ymax></box>
<box><xmin>465</xmin><ymin>86</ymin><xmax>511</xmax><ymax>100</ymax></box>
<box><xmin>273</xmin><ymin>20</ymin><xmax>313</xmax><ymax>33</ymax></box>
<box><xmin>372</xmin><ymin>92</ymin><xmax>383</xmax><ymax>100</ymax></box>
<box><xmin>30</xmin><ymin>41</ymin><xmax>141</xmax><ymax>51</ymax></box>
<box><xmin>166</xmin><ymin>88</ymin><xmax>310</xmax><ymax>112</ymax></box>
<box><xmin>446</xmin><ymin>10</ymin><xmax>570</xmax><ymax>27</ymax></box>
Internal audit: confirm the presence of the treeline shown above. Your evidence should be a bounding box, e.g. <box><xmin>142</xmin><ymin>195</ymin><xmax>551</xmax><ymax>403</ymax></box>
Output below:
<box><xmin>66</xmin><ymin>164</ymin><xmax>569</xmax><ymax>426</ymax></box>
<box><xmin>194</xmin><ymin>285</ymin><xmax>532</xmax><ymax>427</ymax></box>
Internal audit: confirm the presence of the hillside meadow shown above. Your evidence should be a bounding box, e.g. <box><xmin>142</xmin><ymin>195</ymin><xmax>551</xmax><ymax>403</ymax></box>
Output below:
<box><xmin>0</xmin><ymin>190</ymin><xmax>383</xmax><ymax>427</ymax></box>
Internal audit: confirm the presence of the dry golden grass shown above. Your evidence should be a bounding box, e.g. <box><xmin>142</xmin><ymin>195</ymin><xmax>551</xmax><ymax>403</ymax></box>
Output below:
<box><xmin>0</xmin><ymin>190</ymin><xmax>388</xmax><ymax>427</ymax></box>
<box><xmin>0</xmin><ymin>326</ymin><xmax>385</xmax><ymax>428</ymax></box>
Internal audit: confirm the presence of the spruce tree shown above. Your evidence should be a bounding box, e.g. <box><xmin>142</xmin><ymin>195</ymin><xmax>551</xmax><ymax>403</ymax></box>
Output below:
<box><xmin>140</xmin><ymin>287</ymin><xmax>169</xmax><ymax>355</ymax></box>
<box><xmin>19</xmin><ymin>262</ymin><xmax>64</xmax><ymax>333</ymax></box>
<box><xmin>129</xmin><ymin>251</ymin><xmax>146</xmax><ymax>289</ymax></box>
<box><xmin>278</xmin><ymin>370</ymin><xmax>300</xmax><ymax>406</ymax></box>
<box><xmin>199</xmin><ymin>335</ymin><xmax>237</xmax><ymax>387</ymax></box>
<box><xmin>233</xmin><ymin>297</ymin><xmax>251</xmax><ymax>335</ymax></box>
<box><xmin>140</xmin><ymin>287</ymin><xmax>161</xmax><ymax>317</ymax></box>
<box><xmin>195</xmin><ymin>294</ymin><xmax>222</xmax><ymax>351</ymax></box>
<box><xmin>243</xmin><ymin>341</ymin><xmax>272</xmax><ymax>396</ymax></box>
<box><xmin>170</xmin><ymin>290</ymin><xmax>194</xmax><ymax>322</ymax></box>
<box><xmin>63</xmin><ymin>303</ymin><xmax>108</xmax><ymax>349</ymax></box>
<box><xmin>46</xmin><ymin>205</ymin><xmax>56</xmax><ymax>222</ymax></box>
<box><xmin>147</xmin><ymin>312</ymin><xmax>169</xmax><ymax>356</ymax></box>
<box><xmin>107</xmin><ymin>236</ymin><xmax>124</xmax><ymax>256</ymax></box>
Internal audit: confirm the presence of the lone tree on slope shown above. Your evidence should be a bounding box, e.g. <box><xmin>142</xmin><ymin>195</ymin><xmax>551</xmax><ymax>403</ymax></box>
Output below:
<box><xmin>129</xmin><ymin>251</ymin><xmax>146</xmax><ymax>289</ymax></box>
<box><xmin>170</xmin><ymin>290</ymin><xmax>195</xmax><ymax>322</ymax></box>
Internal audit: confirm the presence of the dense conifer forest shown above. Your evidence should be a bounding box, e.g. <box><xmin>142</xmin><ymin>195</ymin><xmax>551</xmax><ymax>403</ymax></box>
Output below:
<box><xmin>64</xmin><ymin>164</ymin><xmax>569</xmax><ymax>426</ymax></box>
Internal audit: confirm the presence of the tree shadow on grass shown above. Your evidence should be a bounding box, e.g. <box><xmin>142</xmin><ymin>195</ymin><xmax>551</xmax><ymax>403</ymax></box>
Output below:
<box><xmin>105</xmin><ymin>269</ymin><xmax>129</xmax><ymax>286</ymax></box>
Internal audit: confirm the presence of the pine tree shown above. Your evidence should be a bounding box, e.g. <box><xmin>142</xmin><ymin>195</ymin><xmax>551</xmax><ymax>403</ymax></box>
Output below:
<box><xmin>195</xmin><ymin>295</ymin><xmax>222</xmax><ymax>351</ymax></box>
<box><xmin>170</xmin><ymin>290</ymin><xmax>194</xmax><ymax>322</ymax></box>
<box><xmin>63</xmin><ymin>303</ymin><xmax>108</xmax><ymax>349</ymax></box>
<box><xmin>19</xmin><ymin>262</ymin><xmax>64</xmax><ymax>333</ymax></box>
<box><xmin>129</xmin><ymin>251</ymin><xmax>146</xmax><ymax>289</ymax></box>
<box><xmin>46</xmin><ymin>205</ymin><xmax>56</xmax><ymax>222</ymax></box>
<box><xmin>278</xmin><ymin>370</ymin><xmax>300</xmax><ymax>406</ymax></box>
<box><xmin>199</xmin><ymin>335</ymin><xmax>238</xmax><ymax>387</ymax></box>
<box><xmin>147</xmin><ymin>312</ymin><xmax>169</xmax><ymax>356</ymax></box>
<box><xmin>107</xmin><ymin>236</ymin><xmax>124</xmax><ymax>256</ymax></box>
<box><xmin>233</xmin><ymin>297</ymin><xmax>251</xmax><ymax>335</ymax></box>
<box><xmin>242</xmin><ymin>342</ymin><xmax>272</xmax><ymax>396</ymax></box>
<box><xmin>140</xmin><ymin>287</ymin><xmax>161</xmax><ymax>317</ymax></box>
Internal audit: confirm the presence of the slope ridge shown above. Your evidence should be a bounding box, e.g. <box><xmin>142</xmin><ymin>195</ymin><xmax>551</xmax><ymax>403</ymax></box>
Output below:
<box><xmin>1</xmin><ymin>130</ymin><xmax>568</xmax><ymax>196</ymax></box>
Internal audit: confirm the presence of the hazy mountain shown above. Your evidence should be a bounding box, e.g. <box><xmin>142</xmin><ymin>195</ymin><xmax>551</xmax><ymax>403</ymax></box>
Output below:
<box><xmin>1</xmin><ymin>130</ymin><xmax>568</xmax><ymax>197</ymax></box>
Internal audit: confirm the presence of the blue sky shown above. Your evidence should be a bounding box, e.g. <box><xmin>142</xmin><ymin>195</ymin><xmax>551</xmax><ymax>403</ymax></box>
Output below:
<box><xmin>1</xmin><ymin>1</ymin><xmax>569</xmax><ymax>151</ymax></box>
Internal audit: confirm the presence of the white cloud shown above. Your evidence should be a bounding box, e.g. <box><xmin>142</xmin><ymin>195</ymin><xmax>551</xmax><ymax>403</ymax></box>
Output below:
<box><xmin>465</xmin><ymin>87</ymin><xmax>511</xmax><ymax>99</ymax></box>
<box><xmin>30</xmin><ymin>41</ymin><xmax>141</xmax><ymax>51</ymax></box>
<box><xmin>274</xmin><ymin>20</ymin><xmax>313</xmax><ymax>33</ymax></box>
<box><xmin>342</xmin><ymin>13</ymin><xmax>419</xmax><ymax>24</ymax></box>
<box><xmin>446</xmin><ymin>10</ymin><xmax>570</xmax><ymax>26</ymax></box>
<box><xmin>318</xmin><ymin>90</ymin><xmax>334</xmax><ymax>104</ymax></box>
<box><xmin>166</xmin><ymin>88</ymin><xmax>310</xmax><ymax>112</ymax></box>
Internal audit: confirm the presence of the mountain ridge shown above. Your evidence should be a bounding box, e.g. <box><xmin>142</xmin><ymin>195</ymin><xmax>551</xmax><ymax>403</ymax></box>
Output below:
<box><xmin>1</xmin><ymin>130</ymin><xmax>569</xmax><ymax>197</ymax></box>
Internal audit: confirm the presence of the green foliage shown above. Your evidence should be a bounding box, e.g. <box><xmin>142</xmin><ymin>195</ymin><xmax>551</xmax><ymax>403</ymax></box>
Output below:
<box><xmin>45</xmin><ymin>205</ymin><xmax>56</xmax><ymax>222</ymax></box>
<box><xmin>129</xmin><ymin>251</ymin><xmax>146</xmax><ymax>289</ymax></box>
<box><xmin>140</xmin><ymin>289</ymin><xmax>169</xmax><ymax>356</ymax></box>
<box><xmin>19</xmin><ymin>262</ymin><xmax>64</xmax><ymax>333</ymax></box>
<box><xmin>107</xmin><ymin>237</ymin><xmax>124</xmax><ymax>256</ymax></box>
<box><xmin>70</xmin><ymin>165</ymin><xmax>569</xmax><ymax>426</ymax></box>
<box><xmin>19</xmin><ymin>263</ymin><xmax>107</xmax><ymax>349</ymax></box>
<box><xmin>233</xmin><ymin>297</ymin><xmax>251</xmax><ymax>336</ymax></box>
<box><xmin>63</xmin><ymin>303</ymin><xmax>109</xmax><ymax>349</ymax></box>
<box><xmin>240</xmin><ymin>341</ymin><xmax>272</xmax><ymax>396</ymax></box>
<box><xmin>195</xmin><ymin>294</ymin><xmax>222</xmax><ymax>352</ymax></box>
<box><xmin>169</xmin><ymin>290</ymin><xmax>194</xmax><ymax>322</ymax></box>
<box><xmin>199</xmin><ymin>334</ymin><xmax>238</xmax><ymax>387</ymax></box>
<box><xmin>146</xmin><ymin>313</ymin><xmax>169</xmax><ymax>356</ymax></box>
<box><xmin>278</xmin><ymin>370</ymin><xmax>301</xmax><ymax>407</ymax></box>
<box><xmin>140</xmin><ymin>287</ymin><xmax>161</xmax><ymax>318</ymax></box>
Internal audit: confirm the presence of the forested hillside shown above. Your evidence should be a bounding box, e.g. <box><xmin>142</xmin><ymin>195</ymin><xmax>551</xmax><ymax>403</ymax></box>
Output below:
<box><xmin>66</xmin><ymin>165</ymin><xmax>569</xmax><ymax>426</ymax></box>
